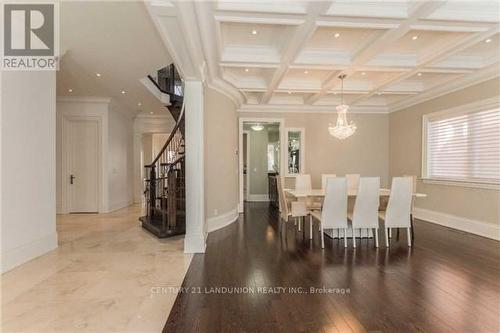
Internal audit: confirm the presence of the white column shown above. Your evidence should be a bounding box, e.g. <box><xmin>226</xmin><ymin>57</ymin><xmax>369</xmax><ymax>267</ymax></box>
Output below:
<box><xmin>1</xmin><ymin>71</ymin><xmax>57</xmax><ymax>272</ymax></box>
<box><xmin>183</xmin><ymin>80</ymin><xmax>206</xmax><ymax>253</ymax></box>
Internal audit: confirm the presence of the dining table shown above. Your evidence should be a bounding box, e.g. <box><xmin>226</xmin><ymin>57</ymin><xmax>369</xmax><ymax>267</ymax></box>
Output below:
<box><xmin>284</xmin><ymin>188</ymin><xmax>427</xmax><ymax>239</ymax></box>
<box><xmin>285</xmin><ymin>188</ymin><xmax>427</xmax><ymax>199</ymax></box>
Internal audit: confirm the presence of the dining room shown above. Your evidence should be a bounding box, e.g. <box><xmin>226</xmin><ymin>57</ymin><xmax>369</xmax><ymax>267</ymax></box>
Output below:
<box><xmin>161</xmin><ymin>1</ymin><xmax>499</xmax><ymax>331</ymax></box>
<box><xmin>170</xmin><ymin>78</ymin><xmax>500</xmax><ymax>332</ymax></box>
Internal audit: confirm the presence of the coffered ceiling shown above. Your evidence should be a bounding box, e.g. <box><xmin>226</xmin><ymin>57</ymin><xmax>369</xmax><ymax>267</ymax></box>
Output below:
<box><xmin>147</xmin><ymin>0</ymin><xmax>500</xmax><ymax>113</ymax></box>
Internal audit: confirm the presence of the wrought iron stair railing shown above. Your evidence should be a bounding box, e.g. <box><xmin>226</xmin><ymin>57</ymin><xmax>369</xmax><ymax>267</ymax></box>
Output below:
<box><xmin>140</xmin><ymin>64</ymin><xmax>186</xmax><ymax>238</ymax></box>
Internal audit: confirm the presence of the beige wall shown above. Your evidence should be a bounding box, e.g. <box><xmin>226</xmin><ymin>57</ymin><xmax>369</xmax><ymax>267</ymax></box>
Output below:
<box><xmin>239</xmin><ymin>112</ymin><xmax>390</xmax><ymax>188</ymax></box>
<box><xmin>152</xmin><ymin>133</ymin><xmax>169</xmax><ymax>159</ymax></box>
<box><xmin>389</xmin><ymin>78</ymin><xmax>500</xmax><ymax>225</ymax></box>
<box><xmin>204</xmin><ymin>87</ymin><xmax>239</xmax><ymax>218</ymax></box>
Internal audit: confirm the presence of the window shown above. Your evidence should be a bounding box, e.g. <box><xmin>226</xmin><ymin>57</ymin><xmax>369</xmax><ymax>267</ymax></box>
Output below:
<box><xmin>423</xmin><ymin>103</ymin><xmax>500</xmax><ymax>187</ymax></box>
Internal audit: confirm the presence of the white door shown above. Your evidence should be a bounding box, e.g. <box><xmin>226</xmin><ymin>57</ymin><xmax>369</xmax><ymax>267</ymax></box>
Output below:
<box><xmin>68</xmin><ymin>119</ymin><xmax>99</xmax><ymax>213</ymax></box>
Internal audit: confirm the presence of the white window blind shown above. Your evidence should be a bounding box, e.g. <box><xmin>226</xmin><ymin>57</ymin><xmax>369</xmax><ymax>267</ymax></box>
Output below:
<box><xmin>424</xmin><ymin>107</ymin><xmax>500</xmax><ymax>184</ymax></box>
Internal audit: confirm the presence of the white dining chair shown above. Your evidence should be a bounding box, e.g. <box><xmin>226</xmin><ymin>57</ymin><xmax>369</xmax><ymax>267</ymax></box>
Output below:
<box><xmin>311</xmin><ymin>178</ymin><xmax>348</xmax><ymax>248</ymax></box>
<box><xmin>380</xmin><ymin>177</ymin><xmax>413</xmax><ymax>247</ymax></box>
<box><xmin>277</xmin><ymin>176</ymin><xmax>308</xmax><ymax>234</ymax></box>
<box><xmin>346</xmin><ymin>174</ymin><xmax>360</xmax><ymax>236</ymax></box>
<box><xmin>321</xmin><ymin>174</ymin><xmax>337</xmax><ymax>190</ymax></box>
<box><xmin>295</xmin><ymin>174</ymin><xmax>320</xmax><ymax>215</ymax></box>
<box><xmin>350</xmin><ymin>177</ymin><xmax>380</xmax><ymax>248</ymax></box>
<box><xmin>295</xmin><ymin>174</ymin><xmax>312</xmax><ymax>191</ymax></box>
<box><xmin>403</xmin><ymin>174</ymin><xmax>417</xmax><ymax>242</ymax></box>
<box><xmin>346</xmin><ymin>174</ymin><xmax>360</xmax><ymax>193</ymax></box>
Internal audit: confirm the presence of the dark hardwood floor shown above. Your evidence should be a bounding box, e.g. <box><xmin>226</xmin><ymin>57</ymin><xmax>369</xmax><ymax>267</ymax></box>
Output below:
<box><xmin>165</xmin><ymin>202</ymin><xmax>500</xmax><ymax>333</ymax></box>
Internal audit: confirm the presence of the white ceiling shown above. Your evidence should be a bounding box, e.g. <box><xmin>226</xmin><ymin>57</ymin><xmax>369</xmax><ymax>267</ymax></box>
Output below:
<box><xmin>147</xmin><ymin>0</ymin><xmax>500</xmax><ymax>113</ymax></box>
<box><xmin>57</xmin><ymin>1</ymin><xmax>173</xmax><ymax>117</ymax></box>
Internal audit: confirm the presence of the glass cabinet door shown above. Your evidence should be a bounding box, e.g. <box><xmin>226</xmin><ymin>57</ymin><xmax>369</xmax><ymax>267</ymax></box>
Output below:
<box><xmin>286</xmin><ymin>128</ymin><xmax>305</xmax><ymax>176</ymax></box>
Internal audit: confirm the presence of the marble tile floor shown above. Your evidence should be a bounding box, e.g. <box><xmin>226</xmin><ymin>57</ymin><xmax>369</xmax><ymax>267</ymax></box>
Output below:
<box><xmin>1</xmin><ymin>204</ymin><xmax>192</xmax><ymax>332</ymax></box>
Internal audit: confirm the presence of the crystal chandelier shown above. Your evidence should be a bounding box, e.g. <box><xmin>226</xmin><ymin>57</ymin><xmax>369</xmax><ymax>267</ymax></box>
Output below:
<box><xmin>328</xmin><ymin>74</ymin><xmax>356</xmax><ymax>140</ymax></box>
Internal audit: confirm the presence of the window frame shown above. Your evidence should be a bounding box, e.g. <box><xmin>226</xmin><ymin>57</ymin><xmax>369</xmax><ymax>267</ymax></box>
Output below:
<box><xmin>421</xmin><ymin>97</ymin><xmax>500</xmax><ymax>190</ymax></box>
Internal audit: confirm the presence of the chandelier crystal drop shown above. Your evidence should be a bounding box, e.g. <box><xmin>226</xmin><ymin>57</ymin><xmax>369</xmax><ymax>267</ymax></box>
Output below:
<box><xmin>328</xmin><ymin>74</ymin><xmax>356</xmax><ymax>140</ymax></box>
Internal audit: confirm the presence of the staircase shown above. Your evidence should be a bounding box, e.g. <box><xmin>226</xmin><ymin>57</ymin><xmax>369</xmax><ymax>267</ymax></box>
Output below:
<box><xmin>140</xmin><ymin>64</ymin><xmax>186</xmax><ymax>238</ymax></box>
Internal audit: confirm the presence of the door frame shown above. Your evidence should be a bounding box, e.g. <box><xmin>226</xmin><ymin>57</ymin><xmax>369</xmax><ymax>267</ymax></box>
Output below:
<box><xmin>243</xmin><ymin>130</ymin><xmax>250</xmax><ymax>201</ymax></box>
<box><xmin>238</xmin><ymin>117</ymin><xmax>284</xmax><ymax>213</ymax></box>
<box><xmin>61</xmin><ymin>115</ymin><xmax>103</xmax><ymax>213</ymax></box>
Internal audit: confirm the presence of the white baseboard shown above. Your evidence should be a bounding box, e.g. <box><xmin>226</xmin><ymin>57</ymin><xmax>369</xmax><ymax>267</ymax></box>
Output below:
<box><xmin>207</xmin><ymin>208</ymin><xmax>239</xmax><ymax>233</ymax></box>
<box><xmin>247</xmin><ymin>194</ymin><xmax>269</xmax><ymax>202</ymax></box>
<box><xmin>107</xmin><ymin>199</ymin><xmax>134</xmax><ymax>213</ymax></box>
<box><xmin>413</xmin><ymin>207</ymin><xmax>500</xmax><ymax>241</ymax></box>
<box><xmin>1</xmin><ymin>232</ymin><xmax>58</xmax><ymax>273</ymax></box>
<box><xmin>184</xmin><ymin>232</ymin><xmax>206</xmax><ymax>253</ymax></box>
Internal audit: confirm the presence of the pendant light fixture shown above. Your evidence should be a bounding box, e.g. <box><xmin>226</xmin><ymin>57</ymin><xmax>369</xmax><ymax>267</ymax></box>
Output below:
<box><xmin>328</xmin><ymin>74</ymin><xmax>357</xmax><ymax>140</ymax></box>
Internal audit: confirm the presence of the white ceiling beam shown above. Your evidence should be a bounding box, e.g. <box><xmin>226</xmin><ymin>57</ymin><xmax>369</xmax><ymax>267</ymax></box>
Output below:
<box><xmin>420</xmin><ymin>25</ymin><xmax>500</xmax><ymax>67</ymax></box>
<box><xmin>214</xmin><ymin>11</ymin><xmax>306</xmax><ymax>25</ymax></box>
<box><xmin>198</xmin><ymin>0</ymin><xmax>498</xmax><ymax>110</ymax></box>
<box><xmin>260</xmin><ymin>2</ymin><xmax>331</xmax><ymax>104</ymax></box>
<box><xmin>219</xmin><ymin>62</ymin><xmax>280</xmax><ymax>68</ymax></box>
<box><xmin>306</xmin><ymin>1</ymin><xmax>447</xmax><ymax>105</ymax></box>
<box><xmin>351</xmin><ymin>24</ymin><xmax>499</xmax><ymax>105</ymax></box>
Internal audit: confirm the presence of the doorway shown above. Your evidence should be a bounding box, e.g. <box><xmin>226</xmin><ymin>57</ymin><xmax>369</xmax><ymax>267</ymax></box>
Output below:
<box><xmin>67</xmin><ymin>119</ymin><xmax>100</xmax><ymax>213</ymax></box>
<box><xmin>239</xmin><ymin>119</ymin><xmax>284</xmax><ymax>211</ymax></box>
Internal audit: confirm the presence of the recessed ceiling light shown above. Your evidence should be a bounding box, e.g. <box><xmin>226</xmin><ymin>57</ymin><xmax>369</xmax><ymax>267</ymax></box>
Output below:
<box><xmin>245</xmin><ymin>68</ymin><xmax>249</xmax><ymax>72</ymax></box>
<box><xmin>412</xmin><ymin>35</ymin><xmax>418</xmax><ymax>40</ymax></box>
<box><xmin>485</xmin><ymin>38</ymin><xmax>492</xmax><ymax>43</ymax></box>
<box><xmin>96</xmin><ymin>73</ymin><xmax>101</xmax><ymax>77</ymax></box>
<box><xmin>138</xmin><ymin>102</ymin><xmax>142</xmax><ymax>106</ymax></box>
<box><xmin>417</xmin><ymin>72</ymin><xmax>423</xmax><ymax>76</ymax></box>
<box><xmin>251</xmin><ymin>30</ymin><xmax>257</xmax><ymax>35</ymax></box>
<box><xmin>68</xmin><ymin>88</ymin><xmax>73</xmax><ymax>93</ymax></box>
<box><xmin>361</xmin><ymin>72</ymin><xmax>366</xmax><ymax>76</ymax></box>
<box><xmin>304</xmin><ymin>70</ymin><xmax>308</xmax><ymax>74</ymax></box>
<box><xmin>121</xmin><ymin>90</ymin><xmax>126</xmax><ymax>94</ymax></box>
<box><xmin>334</xmin><ymin>33</ymin><xmax>340</xmax><ymax>38</ymax></box>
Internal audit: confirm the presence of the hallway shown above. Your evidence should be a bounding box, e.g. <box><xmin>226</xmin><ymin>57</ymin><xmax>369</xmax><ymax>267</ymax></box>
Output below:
<box><xmin>165</xmin><ymin>202</ymin><xmax>500</xmax><ymax>333</ymax></box>
<box><xmin>1</xmin><ymin>205</ymin><xmax>191</xmax><ymax>332</ymax></box>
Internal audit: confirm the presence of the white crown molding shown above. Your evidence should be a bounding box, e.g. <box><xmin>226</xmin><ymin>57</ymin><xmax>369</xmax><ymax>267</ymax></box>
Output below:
<box><xmin>56</xmin><ymin>96</ymin><xmax>111</xmax><ymax>104</ymax></box>
<box><xmin>206</xmin><ymin>77</ymin><xmax>244</xmax><ymax>107</ymax></box>
<box><xmin>238</xmin><ymin>104</ymin><xmax>388</xmax><ymax>114</ymax></box>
